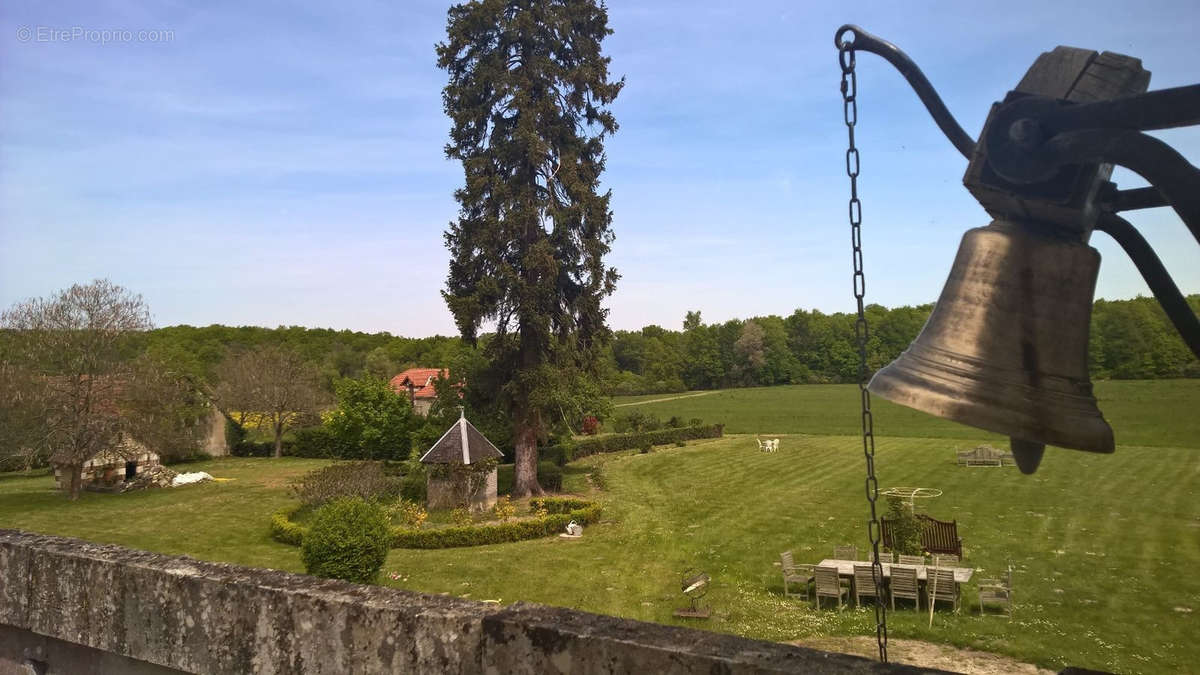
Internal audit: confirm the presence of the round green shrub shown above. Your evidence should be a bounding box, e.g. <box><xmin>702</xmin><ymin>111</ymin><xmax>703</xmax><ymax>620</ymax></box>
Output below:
<box><xmin>300</xmin><ymin>497</ymin><xmax>391</xmax><ymax>584</ymax></box>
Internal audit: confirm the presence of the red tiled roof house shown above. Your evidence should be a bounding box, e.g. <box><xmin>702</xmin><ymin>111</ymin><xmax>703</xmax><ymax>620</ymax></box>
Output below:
<box><xmin>388</xmin><ymin>367</ymin><xmax>459</xmax><ymax>416</ymax></box>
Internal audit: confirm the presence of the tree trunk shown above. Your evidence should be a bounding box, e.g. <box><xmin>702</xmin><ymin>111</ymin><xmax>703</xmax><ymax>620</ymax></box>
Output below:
<box><xmin>511</xmin><ymin>423</ymin><xmax>543</xmax><ymax>498</ymax></box>
<box><xmin>273</xmin><ymin>421</ymin><xmax>284</xmax><ymax>458</ymax></box>
<box><xmin>67</xmin><ymin>463</ymin><xmax>83</xmax><ymax>501</ymax></box>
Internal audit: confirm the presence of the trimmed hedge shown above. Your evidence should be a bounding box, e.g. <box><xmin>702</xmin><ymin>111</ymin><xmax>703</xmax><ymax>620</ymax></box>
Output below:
<box><xmin>270</xmin><ymin>499</ymin><xmax>602</xmax><ymax>550</ymax></box>
<box><xmin>540</xmin><ymin>424</ymin><xmax>724</xmax><ymax>466</ymax></box>
<box><xmin>270</xmin><ymin>507</ymin><xmax>306</xmax><ymax>545</ymax></box>
<box><xmin>529</xmin><ymin>496</ymin><xmax>592</xmax><ymax>513</ymax></box>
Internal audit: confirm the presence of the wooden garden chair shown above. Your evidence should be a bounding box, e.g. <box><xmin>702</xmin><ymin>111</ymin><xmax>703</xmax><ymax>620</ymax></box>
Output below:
<box><xmin>932</xmin><ymin>553</ymin><xmax>960</xmax><ymax>567</ymax></box>
<box><xmin>834</xmin><ymin>545</ymin><xmax>858</xmax><ymax>561</ymax></box>
<box><xmin>852</xmin><ymin>564</ymin><xmax>884</xmax><ymax>607</ymax></box>
<box><xmin>926</xmin><ymin>567</ymin><xmax>960</xmax><ymax>613</ymax></box>
<box><xmin>780</xmin><ymin>551</ymin><xmax>814</xmax><ymax>601</ymax></box>
<box><xmin>813</xmin><ymin>566</ymin><xmax>848</xmax><ymax>610</ymax></box>
<box><xmin>978</xmin><ymin>567</ymin><xmax>1013</xmax><ymax>618</ymax></box>
<box><xmin>897</xmin><ymin>554</ymin><xmax>926</xmax><ymax>566</ymax></box>
<box><xmin>890</xmin><ymin>565</ymin><xmax>920</xmax><ymax>610</ymax></box>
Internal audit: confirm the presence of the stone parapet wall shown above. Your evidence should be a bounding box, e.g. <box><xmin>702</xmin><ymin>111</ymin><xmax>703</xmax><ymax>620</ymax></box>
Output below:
<box><xmin>0</xmin><ymin>529</ymin><xmax>934</xmax><ymax>674</ymax></box>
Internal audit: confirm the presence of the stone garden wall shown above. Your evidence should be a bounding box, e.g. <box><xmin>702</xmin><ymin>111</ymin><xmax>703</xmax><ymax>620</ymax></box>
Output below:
<box><xmin>0</xmin><ymin>529</ymin><xmax>933</xmax><ymax>674</ymax></box>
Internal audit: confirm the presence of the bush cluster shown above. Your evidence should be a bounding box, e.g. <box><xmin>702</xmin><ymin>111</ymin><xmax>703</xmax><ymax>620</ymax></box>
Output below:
<box><xmin>300</xmin><ymin>497</ymin><xmax>391</xmax><ymax>584</ymax></box>
<box><xmin>272</xmin><ymin>498</ymin><xmax>602</xmax><ymax>550</ymax></box>
<box><xmin>496</xmin><ymin>462</ymin><xmax>566</xmax><ymax>494</ymax></box>
<box><xmin>536</xmin><ymin>461</ymin><xmax>563</xmax><ymax>491</ymax></box>
<box><xmin>540</xmin><ymin>424</ymin><xmax>723</xmax><ymax>466</ymax></box>
<box><xmin>399</xmin><ymin>462</ymin><xmax>427</xmax><ymax>503</ymax></box>
<box><xmin>291</xmin><ymin>462</ymin><xmax>402</xmax><ymax>507</ymax></box>
<box><xmin>883</xmin><ymin>496</ymin><xmax>925</xmax><ymax>556</ymax></box>
<box><xmin>231</xmin><ymin>425</ymin><xmax>340</xmax><ymax>458</ymax></box>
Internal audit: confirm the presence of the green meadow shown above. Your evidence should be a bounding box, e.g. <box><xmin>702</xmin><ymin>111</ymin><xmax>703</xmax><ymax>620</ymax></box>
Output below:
<box><xmin>1</xmin><ymin>379</ymin><xmax>1197</xmax><ymax>673</ymax></box>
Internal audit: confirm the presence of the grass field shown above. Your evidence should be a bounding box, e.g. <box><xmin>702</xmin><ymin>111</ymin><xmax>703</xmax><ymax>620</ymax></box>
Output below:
<box><xmin>612</xmin><ymin>379</ymin><xmax>1200</xmax><ymax>449</ymax></box>
<box><xmin>1</xmin><ymin>380</ymin><xmax>1197</xmax><ymax>672</ymax></box>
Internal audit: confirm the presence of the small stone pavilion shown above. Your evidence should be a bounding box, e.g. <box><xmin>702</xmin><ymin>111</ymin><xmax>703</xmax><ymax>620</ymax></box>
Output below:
<box><xmin>419</xmin><ymin>411</ymin><xmax>504</xmax><ymax>511</ymax></box>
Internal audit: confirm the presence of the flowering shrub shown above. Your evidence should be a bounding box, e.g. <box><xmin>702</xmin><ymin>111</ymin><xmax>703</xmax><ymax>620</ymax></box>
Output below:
<box><xmin>450</xmin><ymin>507</ymin><xmax>473</xmax><ymax>526</ymax></box>
<box><xmin>388</xmin><ymin>500</ymin><xmax>428</xmax><ymax>529</ymax></box>
<box><xmin>582</xmin><ymin>415</ymin><xmax>600</xmax><ymax>435</ymax></box>
<box><xmin>492</xmin><ymin>496</ymin><xmax>516</xmax><ymax>521</ymax></box>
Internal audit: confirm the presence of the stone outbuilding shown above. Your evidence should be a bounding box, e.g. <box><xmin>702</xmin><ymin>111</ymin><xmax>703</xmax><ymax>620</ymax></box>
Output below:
<box><xmin>53</xmin><ymin>435</ymin><xmax>161</xmax><ymax>491</ymax></box>
<box><xmin>419</xmin><ymin>411</ymin><xmax>504</xmax><ymax>511</ymax></box>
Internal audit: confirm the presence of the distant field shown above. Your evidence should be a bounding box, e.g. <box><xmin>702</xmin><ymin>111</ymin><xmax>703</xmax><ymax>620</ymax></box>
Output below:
<box><xmin>612</xmin><ymin>379</ymin><xmax>1200</xmax><ymax>448</ymax></box>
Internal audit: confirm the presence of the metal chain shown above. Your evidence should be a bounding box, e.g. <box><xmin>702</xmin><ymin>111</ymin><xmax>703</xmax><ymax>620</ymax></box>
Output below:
<box><xmin>839</xmin><ymin>36</ymin><xmax>888</xmax><ymax>664</ymax></box>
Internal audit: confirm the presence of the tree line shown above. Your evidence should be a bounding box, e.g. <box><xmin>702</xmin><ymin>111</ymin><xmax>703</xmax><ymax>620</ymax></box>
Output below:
<box><xmin>607</xmin><ymin>295</ymin><xmax>1200</xmax><ymax>395</ymax></box>
<box><xmin>130</xmin><ymin>295</ymin><xmax>1198</xmax><ymax>400</ymax></box>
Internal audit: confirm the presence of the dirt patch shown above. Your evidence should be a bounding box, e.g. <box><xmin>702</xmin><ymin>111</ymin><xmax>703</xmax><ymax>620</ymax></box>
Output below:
<box><xmin>793</xmin><ymin>637</ymin><xmax>1052</xmax><ymax>674</ymax></box>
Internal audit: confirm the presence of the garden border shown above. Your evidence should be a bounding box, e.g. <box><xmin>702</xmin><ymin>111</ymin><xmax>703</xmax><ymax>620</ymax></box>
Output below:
<box><xmin>270</xmin><ymin>496</ymin><xmax>603</xmax><ymax>550</ymax></box>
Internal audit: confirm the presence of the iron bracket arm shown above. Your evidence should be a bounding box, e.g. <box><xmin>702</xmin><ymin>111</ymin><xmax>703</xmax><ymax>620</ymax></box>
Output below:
<box><xmin>835</xmin><ymin>25</ymin><xmax>977</xmax><ymax>160</ymax></box>
<box><xmin>1095</xmin><ymin>213</ymin><xmax>1200</xmax><ymax>360</ymax></box>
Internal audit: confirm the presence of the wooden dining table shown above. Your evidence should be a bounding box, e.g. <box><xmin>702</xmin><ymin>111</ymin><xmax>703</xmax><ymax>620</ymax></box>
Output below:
<box><xmin>817</xmin><ymin>559</ymin><xmax>974</xmax><ymax>584</ymax></box>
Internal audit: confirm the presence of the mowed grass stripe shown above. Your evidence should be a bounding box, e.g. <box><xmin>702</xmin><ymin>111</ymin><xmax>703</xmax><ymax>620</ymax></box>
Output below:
<box><xmin>580</xmin><ymin>437</ymin><xmax>1198</xmax><ymax>672</ymax></box>
<box><xmin>613</xmin><ymin>380</ymin><xmax>1200</xmax><ymax>449</ymax></box>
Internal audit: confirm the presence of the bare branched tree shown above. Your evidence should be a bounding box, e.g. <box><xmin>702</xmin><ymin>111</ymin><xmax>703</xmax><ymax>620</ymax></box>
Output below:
<box><xmin>213</xmin><ymin>345</ymin><xmax>325</xmax><ymax>457</ymax></box>
<box><xmin>0</xmin><ymin>361</ymin><xmax>51</xmax><ymax>472</ymax></box>
<box><xmin>0</xmin><ymin>280</ymin><xmax>155</xmax><ymax>499</ymax></box>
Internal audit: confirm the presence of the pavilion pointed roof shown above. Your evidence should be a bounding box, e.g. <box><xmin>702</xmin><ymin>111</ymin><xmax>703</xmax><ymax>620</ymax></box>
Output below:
<box><xmin>418</xmin><ymin>410</ymin><xmax>504</xmax><ymax>465</ymax></box>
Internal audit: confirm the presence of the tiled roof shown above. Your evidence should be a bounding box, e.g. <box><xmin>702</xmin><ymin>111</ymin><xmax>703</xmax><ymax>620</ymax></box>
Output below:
<box><xmin>418</xmin><ymin>413</ymin><xmax>504</xmax><ymax>464</ymax></box>
<box><xmin>388</xmin><ymin>368</ymin><xmax>450</xmax><ymax>400</ymax></box>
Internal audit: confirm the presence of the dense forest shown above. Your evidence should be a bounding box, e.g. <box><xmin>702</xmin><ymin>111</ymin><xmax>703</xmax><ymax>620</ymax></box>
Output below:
<box><xmin>138</xmin><ymin>295</ymin><xmax>1199</xmax><ymax>397</ymax></box>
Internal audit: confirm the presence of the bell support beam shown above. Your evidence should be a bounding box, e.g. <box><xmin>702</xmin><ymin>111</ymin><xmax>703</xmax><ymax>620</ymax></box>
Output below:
<box><xmin>1095</xmin><ymin>213</ymin><xmax>1200</xmax><ymax>360</ymax></box>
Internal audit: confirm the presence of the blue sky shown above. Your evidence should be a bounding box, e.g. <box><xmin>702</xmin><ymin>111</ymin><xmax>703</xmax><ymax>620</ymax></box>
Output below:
<box><xmin>2</xmin><ymin>0</ymin><xmax>1198</xmax><ymax>337</ymax></box>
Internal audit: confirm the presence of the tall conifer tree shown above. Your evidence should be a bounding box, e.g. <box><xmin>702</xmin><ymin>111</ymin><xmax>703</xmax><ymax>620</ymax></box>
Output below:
<box><xmin>437</xmin><ymin>0</ymin><xmax>622</xmax><ymax>496</ymax></box>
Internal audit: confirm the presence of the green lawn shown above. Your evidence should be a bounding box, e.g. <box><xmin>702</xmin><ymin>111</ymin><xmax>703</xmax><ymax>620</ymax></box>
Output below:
<box><xmin>613</xmin><ymin>380</ymin><xmax>1200</xmax><ymax>449</ymax></box>
<box><xmin>1</xmin><ymin>380</ymin><xmax>1198</xmax><ymax>672</ymax></box>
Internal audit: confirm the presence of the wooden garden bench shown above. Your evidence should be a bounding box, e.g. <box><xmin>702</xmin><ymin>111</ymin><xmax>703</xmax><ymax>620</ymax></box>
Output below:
<box><xmin>881</xmin><ymin>514</ymin><xmax>964</xmax><ymax>558</ymax></box>
<box><xmin>956</xmin><ymin>445</ymin><xmax>1015</xmax><ymax>467</ymax></box>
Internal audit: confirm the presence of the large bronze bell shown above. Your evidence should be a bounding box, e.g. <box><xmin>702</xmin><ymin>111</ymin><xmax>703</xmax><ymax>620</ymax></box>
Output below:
<box><xmin>835</xmin><ymin>29</ymin><xmax>1200</xmax><ymax>475</ymax></box>
<box><xmin>868</xmin><ymin>220</ymin><xmax>1114</xmax><ymax>474</ymax></box>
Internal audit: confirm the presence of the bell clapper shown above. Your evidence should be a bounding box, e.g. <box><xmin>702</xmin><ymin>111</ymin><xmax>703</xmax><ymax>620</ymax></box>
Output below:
<box><xmin>1010</xmin><ymin>438</ymin><xmax>1046</xmax><ymax>474</ymax></box>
